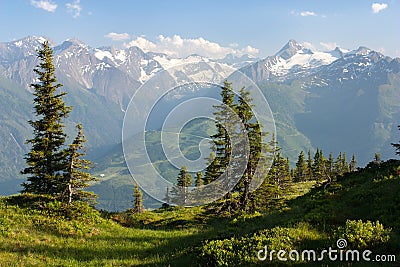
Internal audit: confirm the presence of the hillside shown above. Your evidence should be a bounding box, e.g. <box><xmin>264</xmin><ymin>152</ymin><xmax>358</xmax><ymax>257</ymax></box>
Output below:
<box><xmin>1</xmin><ymin>159</ymin><xmax>399</xmax><ymax>266</ymax></box>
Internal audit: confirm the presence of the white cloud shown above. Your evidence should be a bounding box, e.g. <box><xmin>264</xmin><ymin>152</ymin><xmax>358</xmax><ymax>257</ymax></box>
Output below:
<box><xmin>105</xmin><ymin>32</ymin><xmax>131</xmax><ymax>41</ymax></box>
<box><xmin>320</xmin><ymin>42</ymin><xmax>338</xmax><ymax>51</ymax></box>
<box><xmin>66</xmin><ymin>0</ymin><xmax>82</xmax><ymax>18</ymax></box>
<box><xmin>126</xmin><ymin>36</ymin><xmax>157</xmax><ymax>51</ymax></box>
<box><xmin>124</xmin><ymin>35</ymin><xmax>259</xmax><ymax>59</ymax></box>
<box><xmin>300</xmin><ymin>11</ymin><xmax>317</xmax><ymax>17</ymax></box>
<box><xmin>242</xmin><ymin>45</ymin><xmax>259</xmax><ymax>55</ymax></box>
<box><xmin>30</xmin><ymin>0</ymin><xmax>57</xmax><ymax>12</ymax></box>
<box><xmin>372</xmin><ymin>3</ymin><xmax>388</xmax><ymax>13</ymax></box>
<box><xmin>302</xmin><ymin>42</ymin><xmax>317</xmax><ymax>50</ymax></box>
<box><xmin>291</xmin><ymin>10</ymin><xmax>326</xmax><ymax>18</ymax></box>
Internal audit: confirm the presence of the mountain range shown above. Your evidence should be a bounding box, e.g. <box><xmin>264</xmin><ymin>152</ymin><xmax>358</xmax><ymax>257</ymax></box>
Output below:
<box><xmin>0</xmin><ymin>36</ymin><xmax>399</xmax><ymax>210</ymax></box>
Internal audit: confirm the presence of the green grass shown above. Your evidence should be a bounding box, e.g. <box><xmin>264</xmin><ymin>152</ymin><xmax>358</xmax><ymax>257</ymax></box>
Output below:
<box><xmin>1</xmin><ymin>160</ymin><xmax>399</xmax><ymax>266</ymax></box>
<box><xmin>0</xmin><ymin>199</ymin><xmax>212</xmax><ymax>266</ymax></box>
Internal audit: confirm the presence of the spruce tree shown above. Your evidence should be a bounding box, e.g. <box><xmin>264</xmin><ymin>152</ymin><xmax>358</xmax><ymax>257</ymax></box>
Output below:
<box><xmin>237</xmin><ymin>86</ymin><xmax>263</xmax><ymax>207</ymax></box>
<box><xmin>312</xmin><ymin>148</ymin><xmax>325</xmax><ymax>181</ymax></box>
<box><xmin>195</xmin><ymin>172</ymin><xmax>204</xmax><ymax>187</ymax></box>
<box><xmin>211</xmin><ymin>80</ymin><xmax>236</xmax><ymax>185</ymax></box>
<box><xmin>294</xmin><ymin>151</ymin><xmax>306</xmax><ymax>182</ymax></box>
<box><xmin>334</xmin><ymin>152</ymin><xmax>343</xmax><ymax>176</ymax></box>
<box><xmin>21</xmin><ymin>41</ymin><xmax>71</xmax><ymax>196</ymax></box>
<box><xmin>208</xmin><ymin>81</ymin><xmax>237</xmax><ymax>211</ymax></box>
<box><xmin>306</xmin><ymin>150</ymin><xmax>313</xmax><ymax>181</ymax></box>
<box><xmin>326</xmin><ymin>152</ymin><xmax>334</xmax><ymax>178</ymax></box>
<box><xmin>349</xmin><ymin>154</ymin><xmax>357</xmax><ymax>172</ymax></box>
<box><xmin>171</xmin><ymin>166</ymin><xmax>193</xmax><ymax>206</ymax></box>
<box><xmin>266</xmin><ymin>152</ymin><xmax>291</xmax><ymax>201</ymax></box>
<box><xmin>64</xmin><ymin>123</ymin><xmax>97</xmax><ymax>204</ymax></box>
<box><xmin>285</xmin><ymin>157</ymin><xmax>292</xmax><ymax>181</ymax></box>
<box><xmin>133</xmin><ymin>183</ymin><xmax>144</xmax><ymax>213</ymax></box>
<box><xmin>341</xmin><ymin>152</ymin><xmax>350</xmax><ymax>174</ymax></box>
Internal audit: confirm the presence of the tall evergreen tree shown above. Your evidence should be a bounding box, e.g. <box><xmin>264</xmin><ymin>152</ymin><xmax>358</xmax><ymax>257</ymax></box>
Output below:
<box><xmin>334</xmin><ymin>152</ymin><xmax>343</xmax><ymax>176</ymax></box>
<box><xmin>294</xmin><ymin>151</ymin><xmax>307</xmax><ymax>182</ymax></box>
<box><xmin>195</xmin><ymin>172</ymin><xmax>204</xmax><ymax>187</ymax></box>
<box><xmin>237</xmin><ymin>86</ymin><xmax>263</xmax><ymax>207</ymax></box>
<box><xmin>306</xmin><ymin>150</ymin><xmax>313</xmax><ymax>181</ymax></box>
<box><xmin>208</xmin><ymin>81</ymin><xmax>238</xmax><ymax>211</ymax></box>
<box><xmin>64</xmin><ymin>123</ymin><xmax>97</xmax><ymax>204</ymax></box>
<box><xmin>342</xmin><ymin>152</ymin><xmax>350</xmax><ymax>174</ymax></box>
<box><xmin>285</xmin><ymin>157</ymin><xmax>292</xmax><ymax>181</ymax></box>
<box><xmin>133</xmin><ymin>183</ymin><xmax>144</xmax><ymax>214</ymax></box>
<box><xmin>266</xmin><ymin>152</ymin><xmax>291</xmax><ymax>200</ymax></box>
<box><xmin>349</xmin><ymin>154</ymin><xmax>357</xmax><ymax>172</ymax></box>
<box><xmin>171</xmin><ymin>166</ymin><xmax>193</xmax><ymax>206</ymax></box>
<box><xmin>326</xmin><ymin>152</ymin><xmax>334</xmax><ymax>178</ymax></box>
<box><xmin>211</xmin><ymin>80</ymin><xmax>236</xmax><ymax>187</ymax></box>
<box><xmin>312</xmin><ymin>148</ymin><xmax>325</xmax><ymax>181</ymax></box>
<box><xmin>21</xmin><ymin>41</ymin><xmax>71</xmax><ymax>196</ymax></box>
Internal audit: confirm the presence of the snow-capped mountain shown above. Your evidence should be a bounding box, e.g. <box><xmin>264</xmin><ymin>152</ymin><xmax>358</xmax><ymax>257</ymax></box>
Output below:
<box><xmin>0</xmin><ymin>36</ymin><xmax>47</xmax><ymax>63</ymax></box>
<box><xmin>241</xmin><ymin>39</ymin><xmax>400</xmax><ymax>88</ymax></box>
<box><xmin>0</xmin><ymin>36</ymin><xmax>259</xmax><ymax>109</ymax></box>
<box><xmin>241</xmin><ymin>39</ymin><xmax>388</xmax><ymax>83</ymax></box>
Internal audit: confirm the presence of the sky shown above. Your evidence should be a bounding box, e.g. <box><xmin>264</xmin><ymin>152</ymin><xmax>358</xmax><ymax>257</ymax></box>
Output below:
<box><xmin>0</xmin><ymin>0</ymin><xmax>399</xmax><ymax>59</ymax></box>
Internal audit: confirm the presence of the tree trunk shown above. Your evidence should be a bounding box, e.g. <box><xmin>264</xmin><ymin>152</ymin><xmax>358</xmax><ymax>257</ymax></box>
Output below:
<box><xmin>240</xmin><ymin>171</ymin><xmax>250</xmax><ymax>209</ymax></box>
<box><xmin>68</xmin><ymin>183</ymin><xmax>72</xmax><ymax>204</ymax></box>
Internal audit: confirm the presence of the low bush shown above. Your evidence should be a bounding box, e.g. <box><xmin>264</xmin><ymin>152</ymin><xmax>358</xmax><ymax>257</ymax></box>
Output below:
<box><xmin>200</xmin><ymin>222</ymin><xmax>323</xmax><ymax>266</ymax></box>
<box><xmin>334</xmin><ymin>219</ymin><xmax>391</xmax><ymax>249</ymax></box>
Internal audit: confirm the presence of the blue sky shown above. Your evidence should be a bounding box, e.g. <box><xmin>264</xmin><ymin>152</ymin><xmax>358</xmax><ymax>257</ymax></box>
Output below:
<box><xmin>1</xmin><ymin>0</ymin><xmax>399</xmax><ymax>58</ymax></box>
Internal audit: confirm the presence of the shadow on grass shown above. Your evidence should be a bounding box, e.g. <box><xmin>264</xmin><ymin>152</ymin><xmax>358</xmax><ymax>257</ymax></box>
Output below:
<box><xmin>0</xmin><ymin>226</ymin><xmax>217</xmax><ymax>266</ymax></box>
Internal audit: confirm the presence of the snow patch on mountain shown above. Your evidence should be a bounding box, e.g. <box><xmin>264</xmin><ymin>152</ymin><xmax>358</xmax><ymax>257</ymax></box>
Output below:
<box><xmin>94</xmin><ymin>49</ymin><xmax>113</xmax><ymax>61</ymax></box>
<box><xmin>266</xmin><ymin>40</ymin><xmax>342</xmax><ymax>78</ymax></box>
<box><xmin>114</xmin><ymin>50</ymin><xmax>126</xmax><ymax>63</ymax></box>
<box><xmin>268</xmin><ymin>49</ymin><xmax>340</xmax><ymax>76</ymax></box>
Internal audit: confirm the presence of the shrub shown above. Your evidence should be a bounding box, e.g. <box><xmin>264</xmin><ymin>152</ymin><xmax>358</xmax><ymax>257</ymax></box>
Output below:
<box><xmin>200</xmin><ymin>222</ymin><xmax>321</xmax><ymax>266</ymax></box>
<box><xmin>334</xmin><ymin>219</ymin><xmax>391</xmax><ymax>249</ymax></box>
<box><xmin>41</xmin><ymin>200</ymin><xmax>101</xmax><ymax>223</ymax></box>
<box><xmin>29</xmin><ymin>201</ymin><xmax>101</xmax><ymax>237</ymax></box>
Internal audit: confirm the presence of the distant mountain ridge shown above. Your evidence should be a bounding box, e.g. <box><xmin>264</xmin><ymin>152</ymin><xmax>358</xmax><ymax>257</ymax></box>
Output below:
<box><xmin>241</xmin><ymin>39</ymin><xmax>400</xmax><ymax>168</ymax></box>
<box><xmin>0</xmin><ymin>36</ymin><xmax>399</xmax><ymax>207</ymax></box>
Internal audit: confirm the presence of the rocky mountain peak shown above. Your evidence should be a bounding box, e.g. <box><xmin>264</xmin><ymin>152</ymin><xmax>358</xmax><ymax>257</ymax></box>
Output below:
<box><xmin>275</xmin><ymin>39</ymin><xmax>304</xmax><ymax>60</ymax></box>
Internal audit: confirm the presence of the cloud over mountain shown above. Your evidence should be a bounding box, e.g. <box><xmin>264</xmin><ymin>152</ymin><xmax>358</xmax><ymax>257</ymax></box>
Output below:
<box><xmin>105</xmin><ymin>32</ymin><xmax>131</xmax><ymax>41</ymax></box>
<box><xmin>123</xmin><ymin>35</ymin><xmax>259</xmax><ymax>59</ymax></box>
